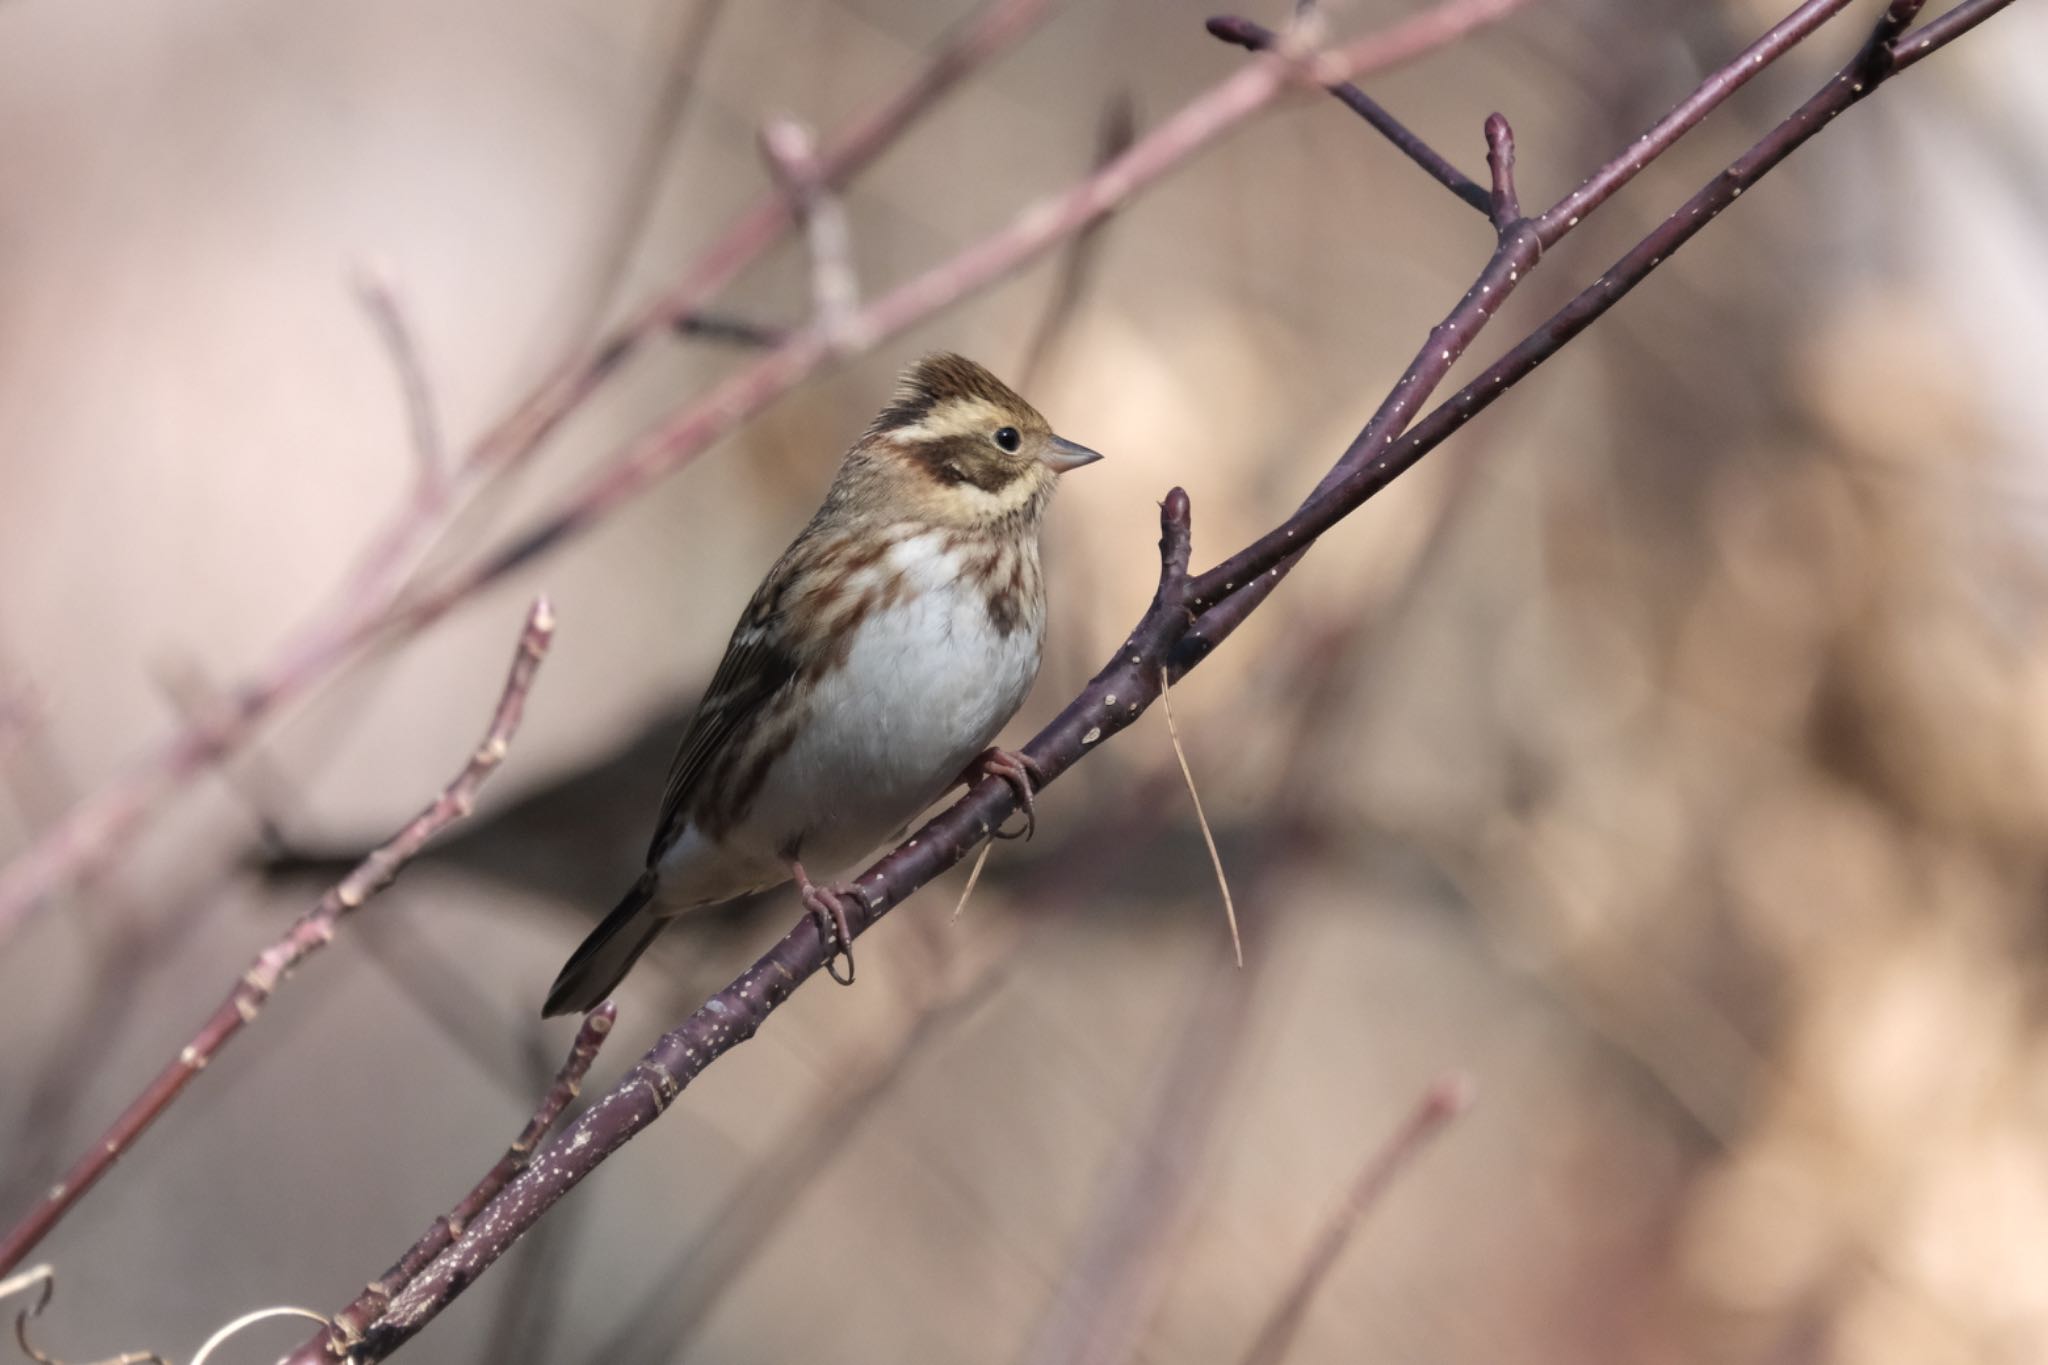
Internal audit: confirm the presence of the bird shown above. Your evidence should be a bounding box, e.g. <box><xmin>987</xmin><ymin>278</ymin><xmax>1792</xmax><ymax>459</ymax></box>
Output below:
<box><xmin>543</xmin><ymin>352</ymin><xmax>1102</xmax><ymax>1017</ymax></box>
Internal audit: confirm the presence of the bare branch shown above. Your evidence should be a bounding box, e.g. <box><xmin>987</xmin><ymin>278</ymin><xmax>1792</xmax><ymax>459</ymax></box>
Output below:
<box><xmin>1177</xmin><ymin>0</ymin><xmax>2017</xmax><ymax>659</ymax></box>
<box><xmin>1015</xmin><ymin>92</ymin><xmax>1138</xmax><ymax>390</ymax></box>
<box><xmin>759</xmin><ymin>116</ymin><xmax>862</xmax><ymax>353</ymax></box>
<box><xmin>1483</xmin><ymin>111</ymin><xmax>1520</xmax><ymax>231</ymax></box>
<box><xmin>1204</xmin><ymin>15</ymin><xmax>1493</xmax><ymax>217</ymax></box>
<box><xmin>0</xmin><ymin>601</ymin><xmax>557</xmax><ymax>1277</ymax></box>
<box><xmin>319</xmin><ymin>1004</ymin><xmax>616</xmax><ymax>1356</ymax></box>
<box><xmin>1235</xmin><ymin>1076</ymin><xmax>1473</xmax><ymax>1365</ymax></box>
<box><xmin>351</xmin><ymin>265</ymin><xmax>448</xmax><ymax>497</ymax></box>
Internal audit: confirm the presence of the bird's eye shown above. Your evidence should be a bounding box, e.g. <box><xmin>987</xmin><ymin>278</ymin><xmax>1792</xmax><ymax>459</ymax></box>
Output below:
<box><xmin>993</xmin><ymin>426</ymin><xmax>1021</xmax><ymax>453</ymax></box>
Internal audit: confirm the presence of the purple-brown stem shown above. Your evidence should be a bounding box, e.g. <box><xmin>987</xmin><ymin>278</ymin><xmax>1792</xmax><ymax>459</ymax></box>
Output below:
<box><xmin>0</xmin><ymin>602</ymin><xmax>556</xmax><ymax>1278</ymax></box>
<box><xmin>314</xmin><ymin>3</ymin><xmax>2012</xmax><ymax>1356</ymax></box>
<box><xmin>1203</xmin><ymin>15</ymin><xmax>1494</xmax><ymax>219</ymax></box>
<box><xmin>1484</xmin><ymin>112</ymin><xmax>1519</xmax><ymax>232</ymax></box>
<box><xmin>1176</xmin><ymin>0</ymin><xmax>1995</xmax><ymax>657</ymax></box>
<box><xmin>323</xmin><ymin>1004</ymin><xmax>616</xmax><ymax>1355</ymax></box>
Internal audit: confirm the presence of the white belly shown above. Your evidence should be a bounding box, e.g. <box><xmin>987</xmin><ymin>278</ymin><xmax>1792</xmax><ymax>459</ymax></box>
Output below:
<box><xmin>661</xmin><ymin>529</ymin><xmax>1041</xmax><ymax>899</ymax></box>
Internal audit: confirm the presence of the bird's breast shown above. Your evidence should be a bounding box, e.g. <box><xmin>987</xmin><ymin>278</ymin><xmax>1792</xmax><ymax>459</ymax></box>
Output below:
<box><xmin>752</xmin><ymin>527</ymin><xmax>1045</xmax><ymax>870</ymax></box>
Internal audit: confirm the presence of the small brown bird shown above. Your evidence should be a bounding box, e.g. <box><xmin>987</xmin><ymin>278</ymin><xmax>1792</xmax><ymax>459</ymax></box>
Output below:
<box><xmin>544</xmin><ymin>353</ymin><xmax>1101</xmax><ymax>1017</ymax></box>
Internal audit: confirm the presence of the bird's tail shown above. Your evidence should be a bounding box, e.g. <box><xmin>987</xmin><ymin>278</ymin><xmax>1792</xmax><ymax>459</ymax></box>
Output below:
<box><xmin>543</xmin><ymin>871</ymin><xmax>665</xmax><ymax>1018</ymax></box>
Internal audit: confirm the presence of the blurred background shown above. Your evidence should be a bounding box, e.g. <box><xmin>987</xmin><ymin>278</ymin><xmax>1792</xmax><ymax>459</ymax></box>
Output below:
<box><xmin>3</xmin><ymin>0</ymin><xmax>2045</xmax><ymax>1361</ymax></box>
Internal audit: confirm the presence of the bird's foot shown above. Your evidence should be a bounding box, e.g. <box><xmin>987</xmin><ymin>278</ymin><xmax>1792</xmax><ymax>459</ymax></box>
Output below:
<box><xmin>791</xmin><ymin>860</ymin><xmax>866</xmax><ymax>985</ymax></box>
<box><xmin>958</xmin><ymin>747</ymin><xmax>1043</xmax><ymax>841</ymax></box>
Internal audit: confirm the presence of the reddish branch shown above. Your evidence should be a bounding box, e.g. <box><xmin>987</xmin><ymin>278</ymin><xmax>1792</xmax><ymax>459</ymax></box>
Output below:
<box><xmin>326</xmin><ymin>1004</ymin><xmax>616</xmax><ymax>1353</ymax></box>
<box><xmin>0</xmin><ymin>602</ymin><xmax>556</xmax><ymax>1278</ymax></box>
<box><xmin>284</xmin><ymin>2</ymin><xmax>2012</xmax><ymax>1357</ymax></box>
<box><xmin>1235</xmin><ymin>1077</ymin><xmax>1472</xmax><ymax>1365</ymax></box>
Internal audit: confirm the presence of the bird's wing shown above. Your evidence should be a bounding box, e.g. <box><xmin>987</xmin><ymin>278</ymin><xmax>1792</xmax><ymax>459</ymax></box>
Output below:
<box><xmin>646</xmin><ymin>591</ymin><xmax>800</xmax><ymax>865</ymax></box>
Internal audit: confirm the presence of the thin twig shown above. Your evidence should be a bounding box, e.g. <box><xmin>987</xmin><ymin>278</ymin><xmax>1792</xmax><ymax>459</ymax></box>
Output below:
<box><xmin>1483</xmin><ymin>111</ymin><xmax>1520</xmax><ymax>232</ymax></box>
<box><xmin>351</xmin><ymin>266</ymin><xmax>448</xmax><ymax>496</ymax></box>
<box><xmin>1204</xmin><ymin>15</ymin><xmax>1493</xmax><ymax>217</ymax></box>
<box><xmin>1015</xmin><ymin>91</ymin><xmax>1138</xmax><ymax>390</ymax></box>
<box><xmin>0</xmin><ymin>601</ymin><xmax>557</xmax><ymax>1278</ymax></box>
<box><xmin>759</xmin><ymin>117</ymin><xmax>862</xmax><ymax>352</ymax></box>
<box><xmin>1235</xmin><ymin>1076</ymin><xmax>1473</xmax><ymax>1365</ymax></box>
<box><xmin>322</xmin><ymin>1004</ymin><xmax>616</xmax><ymax>1355</ymax></box>
<box><xmin>1159</xmin><ymin>667</ymin><xmax>1241</xmax><ymax>967</ymax></box>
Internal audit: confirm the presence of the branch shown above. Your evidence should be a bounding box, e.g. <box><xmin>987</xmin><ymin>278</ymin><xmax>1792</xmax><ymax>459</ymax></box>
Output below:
<box><xmin>0</xmin><ymin>601</ymin><xmax>557</xmax><ymax>1278</ymax></box>
<box><xmin>351</xmin><ymin>266</ymin><xmax>448</xmax><ymax>496</ymax></box>
<box><xmin>307</xmin><ymin>2</ymin><xmax>2015</xmax><ymax>1354</ymax></box>
<box><xmin>1203</xmin><ymin>15</ymin><xmax>1493</xmax><ymax>217</ymax></box>
<box><xmin>1483</xmin><ymin>111</ymin><xmax>1519</xmax><ymax>232</ymax></box>
<box><xmin>1235</xmin><ymin>1077</ymin><xmax>1472</xmax><ymax>1365</ymax></box>
<box><xmin>1174</xmin><ymin>0</ymin><xmax>2007</xmax><ymax>660</ymax></box>
<box><xmin>759</xmin><ymin>117</ymin><xmax>862</xmax><ymax>353</ymax></box>
<box><xmin>321</xmin><ymin>1005</ymin><xmax>616</xmax><ymax>1355</ymax></box>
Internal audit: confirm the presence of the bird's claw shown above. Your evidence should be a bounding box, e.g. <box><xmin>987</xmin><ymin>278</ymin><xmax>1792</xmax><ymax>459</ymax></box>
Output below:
<box><xmin>792</xmin><ymin>862</ymin><xmax>865</xmax><ymax>985</ymax></box>
<box><xmin>960</xmin><ymin>747</ymin><xmax>1043</xmax><ymax>841</ymax></box>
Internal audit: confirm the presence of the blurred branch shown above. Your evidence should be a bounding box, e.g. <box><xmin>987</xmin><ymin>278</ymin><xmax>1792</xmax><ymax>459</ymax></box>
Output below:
<box><xmin>325</xmin><ymin>1005</ymin><xmax>615</xmax><ymax>1354</ymax></box>
<box><xmin>1015</xmin><ymin>92</ymin><xmax>1138</xmax><ymax>389</ymax></box>
<box><xmin>351</xmin><ymin>266</ymin><xmax>448</xmax><ymax>497</ymax></box>
<box><xmin>0</xmin><ymin>602</ymin><xmax>557</xmax><ymax>1278</ymax></box>
<box><xmin>1235</xmin><ymin>1077</ymin><xmax>1473</xmax><ymax>1365</ymax></box>
<box><xmin>304</xmin><ymin>3</ymin><xmax>2012</xmax><ymax>1356</ymax></box>
<box><xmin>758</xmin><ymin>117</ymin><xmax>862</xmax><ymax>353</ymax></box>
<box><xmin>1016</xmin><ymin>942</ymin><xmax>1260</xmax><ymax>1365</ymax></box>
<box><xmin>575</xmin><ymin>0</ymin><xmax>733</xmax><ymax>334</ymax></box>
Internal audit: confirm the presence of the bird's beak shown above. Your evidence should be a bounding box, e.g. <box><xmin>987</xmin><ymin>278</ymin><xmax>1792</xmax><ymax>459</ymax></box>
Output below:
<box><xmin>1041</xmin><ymin>434</ymin><xmax>1103</xmax><ymax>473</ymax></box>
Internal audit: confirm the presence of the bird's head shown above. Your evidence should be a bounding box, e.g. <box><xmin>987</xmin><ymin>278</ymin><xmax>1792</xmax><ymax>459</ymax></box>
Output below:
<box><xmin>840</xmin><ymin>353</ymin><xmax>1102</xmax><ymax>530</ymax></box>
